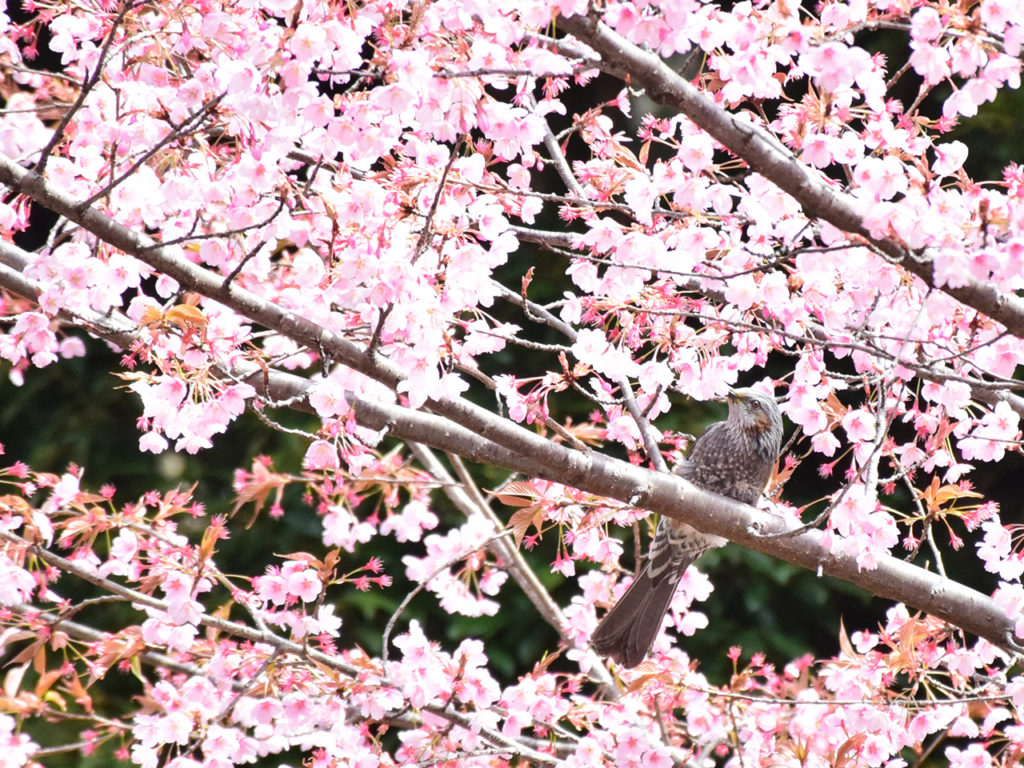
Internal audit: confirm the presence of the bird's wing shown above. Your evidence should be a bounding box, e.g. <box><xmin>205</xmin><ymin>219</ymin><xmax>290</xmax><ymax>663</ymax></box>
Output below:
<box><xmin>673</xmin><ymin>421</ymin><xmax>727</xmax><ymax>483</ymax></box>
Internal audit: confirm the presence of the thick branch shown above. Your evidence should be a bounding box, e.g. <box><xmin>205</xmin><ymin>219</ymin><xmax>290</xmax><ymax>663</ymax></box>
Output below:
<box><xmin>556</xmin><ymin>13</ymin><xmax>1024</xmax><ymax>339</ymax></box>
<box><xmin>240</xmin><ymin>365</ymin><xmax>1018</xmax><ymax>651</ymax></box>
<box><xmin>0</xmin><ymin>156</ymin><xmax>596</xmax><ymax>484</ymax></box>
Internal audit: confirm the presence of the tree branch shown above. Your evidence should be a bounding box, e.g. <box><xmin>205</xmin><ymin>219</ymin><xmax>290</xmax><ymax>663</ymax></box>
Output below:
<box><xmin>239</xmin><ymin>363</ymin><xmax>1020</xmax><ymax>652</ymax></box>
<box><xmin>556</xmin><ymin>12</ymin><xmax>1024</xmax><ymax>339</ymax></box>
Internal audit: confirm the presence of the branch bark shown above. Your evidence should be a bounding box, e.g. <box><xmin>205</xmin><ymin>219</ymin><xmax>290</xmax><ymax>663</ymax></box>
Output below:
<box><xmin>226</xmin><ymin>351</ymin><xmax>1020</xmax><ymax>653</ymax></box>
<box><xmin>556</xmin><ymin>12</ymin><xmax>1024</xmax><ymax>339</ymax></box>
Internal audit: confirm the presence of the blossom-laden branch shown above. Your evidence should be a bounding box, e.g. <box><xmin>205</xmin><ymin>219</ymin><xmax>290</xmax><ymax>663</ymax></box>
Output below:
<box><xmin>4</xmin><ymin>2</ymin><xmax>1024</xmax><ymax>768</ymax></box>
<box><xmin>0</xmin><ymin>214</ymin><xmax>1015</xmax><ymax>650</ymax></box>
<box><xmin>0</xmin><ymin>526</ymin><xmax>569</xmax><ymax>766</ymax></box>
<box><xmin>556</xmin><ymin>10</ymin><xmax>1024</xmax><ymax>337</ymax></box>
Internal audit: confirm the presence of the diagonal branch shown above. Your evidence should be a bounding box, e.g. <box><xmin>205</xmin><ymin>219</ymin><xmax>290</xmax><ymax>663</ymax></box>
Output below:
<box><xmin>0</xmin><ymin>155</ymin><xmax>597</xmax><ymax>484</ymax></box>
<box><xmin>556</xmin><ymin>12</ymin><xmax>1024</xmax><ymax>340</ymax></box>
<box><xmin>32</xmin><ymin>1</ymin><xmax>134</xmax><ymax>175</ymax></box>
<box><xmin>407</xmin><ymin>443</ymin><xmax>620</xmax><ymax>692</ymax></box>
<box><xmin>232</xmin><ymin>361</ymin><xmax>1020</xmax><ymax>652</ymax></box>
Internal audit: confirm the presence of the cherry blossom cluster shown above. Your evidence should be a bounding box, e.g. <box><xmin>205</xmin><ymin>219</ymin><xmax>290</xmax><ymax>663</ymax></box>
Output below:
<box><xmin>3</xmin><ymin>0</ymin><xmax>1024</xmax><ymax>766</ymax></box>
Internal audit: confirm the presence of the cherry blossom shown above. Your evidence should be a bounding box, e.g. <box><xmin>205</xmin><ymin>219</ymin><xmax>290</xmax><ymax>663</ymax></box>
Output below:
<box><xmin>3</xmin><ymin>0</ymin><xmax>1024</xmax><ymax>766</ymax></box>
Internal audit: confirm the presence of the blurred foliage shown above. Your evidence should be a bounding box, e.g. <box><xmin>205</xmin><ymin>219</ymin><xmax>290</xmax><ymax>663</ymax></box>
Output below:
<box><xmin>951</xmin><ymin>86</ymin><xmax>1024</xmax><ymax>181</ymax></box>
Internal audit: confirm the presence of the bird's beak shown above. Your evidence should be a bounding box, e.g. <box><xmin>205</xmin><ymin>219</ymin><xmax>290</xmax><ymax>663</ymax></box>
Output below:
<box><xmin>726</xmin><ymin>388</ymin><xmax>744</xmax><ymax>402</ymax></box>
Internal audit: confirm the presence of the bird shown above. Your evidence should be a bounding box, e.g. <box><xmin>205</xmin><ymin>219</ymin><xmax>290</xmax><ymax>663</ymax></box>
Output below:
<box><xmin>591</xmin><ymin>387</ymin><xmax>783</xmax><ymax>667</ymax></box>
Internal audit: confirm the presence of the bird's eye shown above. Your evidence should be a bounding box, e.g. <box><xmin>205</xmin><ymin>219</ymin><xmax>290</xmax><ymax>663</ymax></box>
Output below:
<box><xmin>750</xmin><ymin>401</ymin><xmax>762</xmax><ymax>410</ymax></box>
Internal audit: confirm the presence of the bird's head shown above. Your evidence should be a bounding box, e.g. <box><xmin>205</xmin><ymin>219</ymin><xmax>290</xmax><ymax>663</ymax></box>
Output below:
<box><xmin>726</xmin><ymin>387</ymin><xmax>783</xmax><ymax>447</ymax></box>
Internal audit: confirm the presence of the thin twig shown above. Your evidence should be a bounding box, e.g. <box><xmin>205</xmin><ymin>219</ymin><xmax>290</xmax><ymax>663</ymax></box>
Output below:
<box><xmin>80</xmin><ymin>93</ymin><xmax>226</xmax><ymax>209</ymax></box>
<box><xmin>34</xmin><ymin>0</ymin><xmax>135</xmax><ymax>175</ymax></box>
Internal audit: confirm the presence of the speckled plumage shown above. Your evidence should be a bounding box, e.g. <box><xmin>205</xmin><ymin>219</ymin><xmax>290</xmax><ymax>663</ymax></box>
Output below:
<box><xmin>591</xmin><ymin>388</ymin><xmax>783</xmax><ymax>667</ymax></box>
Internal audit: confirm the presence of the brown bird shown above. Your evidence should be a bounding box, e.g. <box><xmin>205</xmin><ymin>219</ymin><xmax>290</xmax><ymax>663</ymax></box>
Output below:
<box><xmin>591</xmin><ymin>388</ymin><xmax>783</xmax><ymax>667</ymax></box>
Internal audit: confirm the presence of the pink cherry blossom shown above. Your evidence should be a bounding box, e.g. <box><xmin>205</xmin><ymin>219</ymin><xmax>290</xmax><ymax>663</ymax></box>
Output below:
<box><xmin>800</xmin><ymin>42</ymin><xmax>872</xmax><ymax>92</ymax></box>
<box><xmin>911</xmin><ymin>7</ymin><xmax>945</xmax><ymax>42</ymax></box>
<box><xmin>842</xmin><ymin>408</ymin><xmax>877</xmax><ymax>443</ymax></box>
<box><xmin>946</xmin><ymin>744</ymin><xmax>995</xmax><ymax>768</ymax></box>
<box><xmin>7</xmin><ymin>2</ymin><xmax>1024</xmax><ymax>767</ymax></box>
<box><xmin>304</xmin><ymin>440</ymin><xmax>341</xmax><ymax>470</ymax></box>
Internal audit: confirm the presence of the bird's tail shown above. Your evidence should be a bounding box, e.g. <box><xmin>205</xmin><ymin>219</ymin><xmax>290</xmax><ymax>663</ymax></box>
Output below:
<box><xmin>591</xmin><ymin>554</ymin><xmax>697</xmax><ymax>668</ymax></box>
